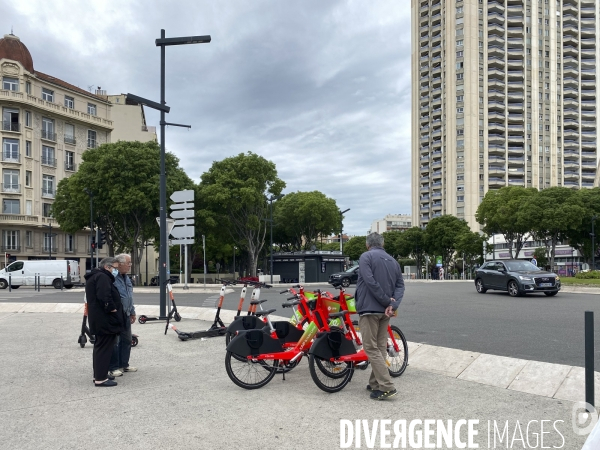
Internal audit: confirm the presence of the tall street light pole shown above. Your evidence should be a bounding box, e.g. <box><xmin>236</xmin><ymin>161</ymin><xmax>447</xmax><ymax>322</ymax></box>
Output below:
<box><xmin>84</xmin><ymin>188</ymin><xmax>94</xmax><ymax>269</ymax></box>
<box><xmin>339</xmin><ymin>208</ymin><xmax>350</xmax><ymax>254</ymax></box>
<box><xmin>592</xmin><ymin>215</ymin><xmax>598</xmax><ymax>271</ymax></box>
<box><xmin>267</xmin><ymin>194</ymin><xmax>283</xmax><ymax>284</ymax></box>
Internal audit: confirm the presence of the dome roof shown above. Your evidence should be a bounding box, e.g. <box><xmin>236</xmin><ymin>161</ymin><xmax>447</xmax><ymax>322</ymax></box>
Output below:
<box><xmin>0</xmin><ymin>34</ymin><xmax>34</xmax><ymax>73</ymax></box>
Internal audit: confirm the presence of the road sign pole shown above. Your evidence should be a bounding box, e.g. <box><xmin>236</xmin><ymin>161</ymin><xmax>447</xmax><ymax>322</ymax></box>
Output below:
<box><xmin>203</xmin><ymin>234</ymin><xmax>206</xmax><ymax>287</ymax></box>
<box><xmin>184</xmin><ymin>244</ymin><xmax>189</xmax><ymax>290</ymax></box>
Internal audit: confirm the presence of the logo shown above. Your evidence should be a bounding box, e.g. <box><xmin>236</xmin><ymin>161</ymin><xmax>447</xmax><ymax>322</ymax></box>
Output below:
<box><xmin>572</xmin><ymin>402</ymin><xmax>599</xmax><ymax>436</ymax></box>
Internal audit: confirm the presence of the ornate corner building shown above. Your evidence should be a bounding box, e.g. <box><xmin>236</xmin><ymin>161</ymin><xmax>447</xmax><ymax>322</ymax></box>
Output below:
<box><xmin>0</xmin><ymin>33</ymin><xmax>156</xmax><ymax>270</ymax></box>
<box><xmin>412</xmin><ymin>0</ymin><xmax>598</xmax><ymax>230</ymax></box>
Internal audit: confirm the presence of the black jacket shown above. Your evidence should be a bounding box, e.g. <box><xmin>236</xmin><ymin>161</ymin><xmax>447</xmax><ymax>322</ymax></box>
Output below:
<box><xmin>85</xmin><ymin>267</ymin><xmax>125</xmax><ymax>335</ymax></box>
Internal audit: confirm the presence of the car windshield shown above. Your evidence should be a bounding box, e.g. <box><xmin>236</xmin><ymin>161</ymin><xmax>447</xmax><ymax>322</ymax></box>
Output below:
<box><xmin>505</xmin><ymin>261</ymin><xmax>541</xmax><ymax>272</ymax></box>
<box><xmin>346</xmin><ymin>266</ymin><xmax>358</xmax><ymax>273</ymax></box>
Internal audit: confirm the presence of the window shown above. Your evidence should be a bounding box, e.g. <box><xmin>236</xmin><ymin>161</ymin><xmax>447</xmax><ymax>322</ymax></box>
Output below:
<box><xmin>456</xmin><ymin>40</ymin><xmax>464</xmax><ymax>47</ymax></box>
<box><xmin>64</xmin><ymin>96</ymin><xmax>74</xmax><ymax>109</ymax></box>
<box><xmin>3</xmin><ymin>199</ymin><xmax>19</xmax><ymax>214</ymax></box>
<box><xmin>457</xmin><ymin>107</ymin><xmax>464</xmax><ymax>113</ymax></box>
<box><xmin>1</xmin><ymin>107</ymin><xmax>19</xmax><ymax>133</ymax></box>
<box><xmin>3</xmin><ymin>230</ymin><xmax>19</xmax><ymax>250</ymax></box>
<box><xmin>457</xmin><ymin>73</ymin><xmax>464</xmax><ymax>80</ymax></box>
<box><xmin>457</xmin><ymin>128</ymin><xmax>464</xmax><ymax>135</ymax></box>
<box><xmin>457</xmin><ymin>175</ymin><xmax>464</xmax><ymax>181</ymax></box>
<box><xmin>41</xmin><ymin>117</ymin><xmax>55</xmax><ymax>141</ymax></box>
<box><xmin>25</xmin><ymin>111</ymin><xmax>31</xmax><ymax>127</ymax></box>
<box><xmin>457</xmin><ymin>185</ymin><xmax>465</xmax><ymax>191</ymax></box>
<box><xmin>25</xmin><ymin>170</ymin><xmax>31</xmax><ymax>187</ymax></box>
<box><xmin>457</xmin><ymin>139</ymin><xmax>465</xmax><ymax>147</ymax></box>
<box><xmin>25</xmin><ymin>141</ymin><xmax>31</xmax><ymax>157</ymax></box>
<box><xmin>43</xmin><ymin>232</ymin><xmax>55</xmax><ymax>251</ymax></box>
<box><xmin>456</xmin><ymin>6</ymin><xmax>463</xmax><ymax>13</ymax></box>
<box><xmin>457</xmin><ymin>95</ymin><xmax>464</xmax><ymax>102</ymax></box>
<box><xmin>25</xmin><ymin>230</ymin><xmax>32</xmax><ymax>248</ymax></box>
<box><xmin>42</xmin><ymin>203</ymin><xmax>52</xmax><ymax>217</ymax></box>
<box><xmin>42</xmin><ymin>88</ymin><xmax>54</xmax><ymax>102</ymax></box>
<box><xmin>456</xmin><ymin>28</ymin><xmax>464</xmax><ymax>36</ymax></box>
<box><xmin>64</xmin><ymin>124</ymin><xmax>75</xmax><ymax>145</ymax></box>
<box><xmin>87</xmin><ymin>103</ymin><xmax>97</xmax><ymax>115</ymax></box>
<box><xmin>25</xmin><ymin>81</ymin><xmax>31</xmax><ymax>95</ymax></box>
<box><xmin>42</xmin><ymin>175</ymin><xmax>55</xmax><ymax>197</ymax></box>
<box><xmin>456</xmin><ymin>62</ymin><xmax>464</xmax><ymax>69</ymax></box>
<box><xmin>2</xmin><ymin>77</ymin><xmax>19</xmax><ymax>91</ymax></box>
<box><xmin>42</xmin><ymin>146</ymin><xmax>55</xmax><ymax>167</ymax></box>
<box><xmin>457</xmin><ymin>196</ymin><xmax>464</xmax><ymax>202</ymax></box>
<box><xmin>26</xmin><ymin>200</ymin><xmax>31</xmax><ymax>216</ymax></box>
<box><xmin>65</xmin><ymin>234</ymin><xmax>74</xmax><ymax>252</ymax></box>
<box><xmin>87</xmin><ymin>130</ymin><xmax>97</xmax><ymax>148</ymax></box>
<box><xmin>456</xmin><ymin>51</ymin><xmax>463</xmax><ymax>58</ymax></box>
<box><xmin>2</xmin><ymin>138</ymin><xmax>19</xmax><ymax>162</ymax></box>
<box><xmin>3</xmin><ymin>169</ymin><xmax>19</xmax><ymax>192</ymax></box>
<box><xmin>65</xmin><ymin>151</ymin><xmax>75</xmax><ymax>171</ymax></box>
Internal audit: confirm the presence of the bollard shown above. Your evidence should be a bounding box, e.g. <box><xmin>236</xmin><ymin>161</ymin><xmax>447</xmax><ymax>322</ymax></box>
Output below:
<box><xmin>585</xmin><ymin>311</ymin><xmax>595</xmax><ymax>409</ymax></box>
<box><xmin>34</xmin><ymin>273</ymin><xmax>37</xmax><ymax>291</ymax></box>
<box><xmin>60</xmin><ymin>274</ymin><xmax>64</xmax><ymax>291</ymax></box>
<box><xmin>8</xmin><ymin>273</ymin><xmax>11</xmax><ymax>292</ymax></box>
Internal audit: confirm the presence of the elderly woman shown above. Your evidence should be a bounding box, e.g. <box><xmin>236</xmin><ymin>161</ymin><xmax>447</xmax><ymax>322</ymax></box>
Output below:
<box><xmin>85</xmin><ymin>257</ymin><xmax>125</xmax><ymax>387</ymax></box>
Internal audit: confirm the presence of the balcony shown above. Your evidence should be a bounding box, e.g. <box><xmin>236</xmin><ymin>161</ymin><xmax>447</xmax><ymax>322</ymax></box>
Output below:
<box><xmin>489</xmin><ymin>145</ymin><xmax>506</xmax><ymax>155</ymax></box>
<box><xmin>42</xmin><ymin>246</ymin><xmax>58</xmax><ymax>253</ymax></box>
<box><xmin>432</xmin><ymin>202</ymin><xmax>442</xmax><ymax>211</ymax></box>
<box><xmin>564</xmin><ymin>171</ymin><xmax>580</xmax><ymax>180</ymax></box>
<box><xmin>488</xmin><ymin>24</ymin><xmax>505</xmax><ymax>36</ymax></box>
<box><xmin>563</xmin><ymin>26</ymin><xmax>579</xmax><ymax>37</ymax></box>
<box><xmin>65</xmin><ymin>162</ymin><xmax>77</xmax><ymax>172</ymax></box>
<box><xmin>488</xmin><ymin>165</ymin><xmax>505</xmax><ymax>175</ymax></box>
<box><xmin>64</xmin><ymin>135</ymin><xmax>76</xmax><ymax>145</ymax></box>
<box><xmin>507</xmin><ymin>26</ymin><xmax>523</xmax><ymax>36</ymax></box>
<box><xmin>488</xmin><ymin>12</ymin><xmax>505</xmax><ymax>25</ymax></box>
<box><xmin>488</xmin><ymin>1</ymin><xmax>505</xmax><ymax>13</ymax></box>
<box><xmin>87</xmin><ymin>140</ymin><xmax>97</xmax><ymax>149</ymax></box>
<box><xmin>507</xmin><ymin>113</ymin><xmax>523</xmax><ymax>122</ymax></box>
<box><xmin>2</xmin><ymin>121</ymin><xmax>20</xmax><ymax>132</ymax></box>
<box><xmin>42</xmin><ymin>188</ymin><xmax>56</xmax><ymax>199</ymax></box>
<box><xmin>489</xmin><ymin>177</ymin><xmax>506</xmax><ymax>187</ymax></box>
<box><xmin>431</xmin><ymin>171</ymin><xmax>442</xmax><ymax>180</ymax></box>
<box><xmin>65</xmin><ymin>245</ymin><xmax>77</xmax><ymax>254</ymax></box>
<box><xmin>488</xmin><ymin>56</ymin><xmax>506</xmax><ymax>69</ymax></box>
<box><xmin>507</xmin><ymin>102</ymin><xmax>523</xmax><ymax>111</ymax></box>
<box><xmin>41</xmin><ymin>130</ymin><xmax>57</xmax><ymax>142</ymax></box>
<box><xmin>488</xmin><ymin>111</ymin><xmax>506</xmax><ymax>122</ymax></box>
<box><xmin>1</xmin><ymin>183</ymin><xmax>21</xmax><ymax>193</ymax></box>
<box><xmin>420</xmin><ymin>185</ymin><xmax>430</xmax><ymax>193</ymax></box>
<box><xmin>1</xmin><ymin>245</ymin><xmax>20</xmax><ymax>252</ymax></box>
<box><xmin>41</xmin><ymin>156</ymin><xmax>57</xmax><ymax>167</ymax></box>
<box><xmin>507</xmin><ymin>71</ymin><xmax>524</xmax><ymax>80</ymax></box>
<box><xmin>488</xmin><ymin>101</ymin><xmax>506</xmax><ymax>112</ymax></box>
<box><xmin>508</xmin><ymin>146</ymin><xmax>525</xmax><ymax>154</ymax></box>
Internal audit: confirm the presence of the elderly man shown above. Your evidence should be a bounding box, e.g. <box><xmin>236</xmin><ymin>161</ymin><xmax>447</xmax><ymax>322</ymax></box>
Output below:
<box><xmin>108</xmin><ymin>254</ymin><xmax>137</xmax><ymax>376</ymax></box>
<box><xmin>355</xmin><ymin>232</ymin><xmax>405</xmax><ymax>400</ymax></box>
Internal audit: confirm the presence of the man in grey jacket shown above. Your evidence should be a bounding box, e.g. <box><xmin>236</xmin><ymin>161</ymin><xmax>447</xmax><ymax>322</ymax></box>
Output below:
<box><xmin>355</xmin><ymin>232</ymin><xmax>405</xmax><ymax>400</ymax></box>
<box><xmin>108</xmin><ymin>254</ymin><xmax>137</xmax><ymax>376</ymax></box>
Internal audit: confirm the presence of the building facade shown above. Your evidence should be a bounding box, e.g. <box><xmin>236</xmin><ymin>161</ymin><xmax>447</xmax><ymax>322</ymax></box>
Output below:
<box><xmin>107</xmin><ymin>94</ymin><xmax>157</xmax><ymax>143</ymax></box>
<box><xmin>369</xmin><ymin>214</ymin><xmax>412</xmax><ymax>234</ymax></box>
<box><xmin>412</xmin><ymin>0</ymin><xmax>598</xmax><ymax>230</ymax></box>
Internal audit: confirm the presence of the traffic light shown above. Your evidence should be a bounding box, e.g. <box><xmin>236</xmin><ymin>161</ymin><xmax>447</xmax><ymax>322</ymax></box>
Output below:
<box><xmin>98</xmin><ymin>230</ymin><xmax>107</xmax><ymax>249</ymax></box>
<box><xmin>91</xmin><ymin>235</ymin><xmax>96</xmax><ymax>251</ymax></box>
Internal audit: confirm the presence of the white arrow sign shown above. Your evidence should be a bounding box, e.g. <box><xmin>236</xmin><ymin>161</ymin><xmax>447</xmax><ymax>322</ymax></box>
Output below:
<box><xmin>170</xmin><ymin>202</ymin><xmax>194</xmax><ymax>210</ymax></box>
<box><xmin>170</xmin><ymin>209</ymin><xmax>195</xmax><ymax>219</ymax></box>
<box><xmin>170</xmin><ymin>226</ymin><xmax>195</xmax><ymax>239</ymax></box>
<box><xmin>171</xmin><ymin>238</ymin><xmax>195</xmax><ymax>245</ymax></box>
<box><xmin>173</xmin><ymin>218</ymin><xmax>194</xmax><ymax>226</ymax></box>
<box><xmin>170</xmin><ymin>190</ymin><xmax>194</xmax><ymax>203</ymax></box>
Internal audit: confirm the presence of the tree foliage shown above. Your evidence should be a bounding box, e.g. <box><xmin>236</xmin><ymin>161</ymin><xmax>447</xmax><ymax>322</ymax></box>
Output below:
<box><xmin>273</xmin><ymin>191</ymin><xmax>339</xmax><ymax>251</ymax></box>
<box><xmin>476</xmin><ymin>186</ymin><xmax>537</xmax><ymax>258</ymax></box>
<box><xmin>424</xmin><ymin>215</ymin><xmax>470</xmax><ymax>267</ymax></box>
<box><xmin>53</xmin><ymin>141</ymin><xmax>192</xmax><ymax>276</ymax></box>
<box><xmin>196</xmin><ymin>152</ymin><xmax>285</xmax><ymax>276</ymax></box>
<box><xmin>344</xmin><ymin>235</ymin><xmax>366</xmax><ymax>262</ymax></box>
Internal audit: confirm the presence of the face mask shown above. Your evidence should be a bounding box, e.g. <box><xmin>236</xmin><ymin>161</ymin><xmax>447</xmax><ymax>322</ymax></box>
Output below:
<box><xmin>111</xmin><ymin>268</ymin><xmax>119</xmax><ymax>277</ymax></box>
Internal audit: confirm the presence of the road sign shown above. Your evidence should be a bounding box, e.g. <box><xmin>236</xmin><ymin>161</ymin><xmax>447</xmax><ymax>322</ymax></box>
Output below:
<box><xmin>170</xmin><ymin>209</ymin><xmax>195</xmax><ymax>219</ymax></box>
<box><xmin>170</xmin><ymin>190</ymin><xmax>195</xmax><ymax>244</ymax></box>
<box><xmin>170</xmin><ymin>190</ymin><xmax>194</xmax><ymax>203</ymax></box>
<box><xmin>171</xmin><ymin>238</ymin><xmax>195</xmax><ymax>245</ymax></box>
<box><xmin>170</xmin><ymin>226</ymin><xmax>195</xmax><ymax>239</ymax></box>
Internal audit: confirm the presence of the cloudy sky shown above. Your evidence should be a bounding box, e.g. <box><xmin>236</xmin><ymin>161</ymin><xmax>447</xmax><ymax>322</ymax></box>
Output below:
<box><xmin>4</xmin><ymin>0</ymin><xmax>412</xmax><ymax>235</ymax></box>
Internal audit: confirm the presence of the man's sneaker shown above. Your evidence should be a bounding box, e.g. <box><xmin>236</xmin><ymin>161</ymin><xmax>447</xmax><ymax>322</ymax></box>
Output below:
<box><xmin>95</xmin><ymin>380</ymin><xmax>117</xmax><ymax>387</ymax></box>
<box><xmin>122</xmin><ymin>366</ymin><xmax>137</xmax><ymax>372</ymax></box>
<box><xmin>366</xmin><ymin>385</ymin><xmax>373</xmax><ymax>391</ymax></box>
<box><xmin>370</xmin><ymin>389</ymin><xmax>398</xmax><ymax>400</ymax></box>
<box><xmin>108</xmin><ymin>369</ymin><xmax>123</xmax><ymax>377</ymax></box>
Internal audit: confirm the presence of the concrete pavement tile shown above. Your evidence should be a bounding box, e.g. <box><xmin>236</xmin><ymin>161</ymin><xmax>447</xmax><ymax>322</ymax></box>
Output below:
<box><xmin>408</xmin><ymin>343</ymin><xmax>480</xmax><ymax>377</ymax></box>
<box><xmin>51</xmin><ymin>303</ymin><xmax>84</xmax><ymax>313</ymax></box>
<box><xmin>135</xmin><ymin>306</ymin><xmax>159</xmax><ymax>316</ymax></box>
<box><xmin>457</xmin><ymin>353</ymin><xmax>528</xmax><ymax>388</ymax></box>
<box><xmin>508</xmin><ymin>360</ymin><xmax>572</xmax><ymax>398</ymax></box>
<box><xmin>0</xmin><ymin>302</ymin><xmax>25</xmax><ymax>312</ymax></box>
<box><xmin>19</xmin><ymin>303</ymin><xmax>60</xmax><ymax>313</ymax></box>
<box><xmin>0</xmin><ymin>312</ymin><xmax>15</xmax><ymax>320</ymax></box>
<box><xmin>174</xmin><ymin>306</ymin><xmax>202</xmax><ymax>319</ymax></box>
<box><xmin>407</xmin><ymin>341</ymin><xmax>424</xmax><ymax>356</ymax></box>
<box><xmin>553</xmin><ymin>366</ymin><xmax>600</xmax><ymax>403</ymax></box>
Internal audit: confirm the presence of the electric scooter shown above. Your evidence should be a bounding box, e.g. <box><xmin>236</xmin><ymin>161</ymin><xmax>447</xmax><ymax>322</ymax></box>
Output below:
<box><xmin>138</xmin><ymin>281</ymin><xmax>181</xmax><ymax>324</ymax></box>
<box><xmin>77</xmin><ymin>301</ymin><xmax>96</xmax><ymax>348</ymax></box>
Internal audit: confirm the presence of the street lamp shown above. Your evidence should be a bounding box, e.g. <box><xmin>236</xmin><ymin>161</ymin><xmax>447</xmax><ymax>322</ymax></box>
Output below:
<box><xmin>592</xmin><ymin>215</ymin><xmax>598</xmax><ymax>271</ymax></box>
<box><xmin>42</xmin><ymin>221</ymin><xmax>55</xmax><ymax>260</ymax></box>
<box><xmin>339</xmin><ymin>208</ymin><xmax>350</xmax><ymax>254</ymax></box>
<box><xmin>267</xmin><ymin>194</ymin><xmax>283</xmax><ymax>284</ymax></box>
<box><xmin>233</xmin><ymin>246</ymin><xmax>237</xmax><ymax>277</ymax></box>
<box><xmin>84</xmin><ymin>188</ymin><xmax>94</xmax><ymax>269</ymax></box>
<box><xmin>133</xmin><ymin>30</ymin><xmax>210</xmax><ymax>317</ymax></box>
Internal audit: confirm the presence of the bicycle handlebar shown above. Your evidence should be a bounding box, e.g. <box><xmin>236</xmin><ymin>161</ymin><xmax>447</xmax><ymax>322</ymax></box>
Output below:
<box><xmin>286</xmin><ymin>296</ymin><xmax>298</xmax><ymax>301</ymax></box>
<box><xmin>279</xmin><ymin>289</ymin><xmax>289</xmax><ymax>294</ymax></box>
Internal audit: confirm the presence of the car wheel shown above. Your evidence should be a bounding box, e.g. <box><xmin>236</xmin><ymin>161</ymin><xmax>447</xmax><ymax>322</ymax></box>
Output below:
<box><xmin>341</xmin><ymin>278</ymin><xmax>351</xmax><ymax>288</ymax></box>
<box><xmin>0</xmin><ymin>279</ymin><xmax>7</xmax><ymax>289</ymax></box>
<box><xmin>507</xmin><ymin>280</ymin><xmax>522</xmax><ymax>297</ymax></box>
<box><xmin>475</xmin><ymin>279</ymin><xmax>487</xmax><ymax>294</ymax></box>
<box><xmin>544</xmin><ymin>291</ymin><xmax>558</xmax><ymax>297</ymax></box>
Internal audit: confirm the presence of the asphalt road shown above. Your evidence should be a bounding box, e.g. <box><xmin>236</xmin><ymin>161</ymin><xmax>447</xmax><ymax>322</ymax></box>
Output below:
<box><xmin>3</xmin><ymin>281</ymin><xmax>600</xmax><ymax>370</ymax></box>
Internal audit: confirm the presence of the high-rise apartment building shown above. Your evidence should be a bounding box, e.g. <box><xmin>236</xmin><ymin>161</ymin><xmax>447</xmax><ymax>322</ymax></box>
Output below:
<box><xmin>412</xmin><ymin>0</ymin><xmax>598</xmax><ymax>231</ymax></box>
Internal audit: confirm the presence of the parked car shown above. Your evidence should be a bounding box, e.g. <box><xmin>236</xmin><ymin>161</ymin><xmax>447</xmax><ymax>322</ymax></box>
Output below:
<box><xmin>474</xmin><ymin>260</ymin><xmax>561</xmax><ymax>297</ymax></box>
<box><xmin>0</xmin><ymin>260</ymin><xmax>80</xmax><ymax>289</ymax></box>
<box><xmin>328</xmin><ymin>266</ymin><xmax>359</xmax><ymax>288</ymax></box>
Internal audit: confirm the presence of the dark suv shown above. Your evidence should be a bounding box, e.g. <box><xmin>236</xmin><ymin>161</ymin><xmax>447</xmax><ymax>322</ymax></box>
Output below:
<box><xmin>474</xmin><ymin>260</ymin><xmax>561</xmax><ymax>297</ymax></box>
<box><xmin>328</xmin><ymin>266</ymin><xmax>359</xmax><ymax>287</ymax></box>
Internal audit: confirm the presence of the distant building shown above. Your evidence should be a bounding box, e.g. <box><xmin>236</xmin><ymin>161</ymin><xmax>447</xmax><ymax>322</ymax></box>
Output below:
<box><xmin>369</xmin><ymin>214</ymin><xmax>412</xmax><ymax>234</ymax></box>
<box><xmin>106</xmin><ymin>94</ymin><xmax>157</xmax><ymax>143</ymax></box>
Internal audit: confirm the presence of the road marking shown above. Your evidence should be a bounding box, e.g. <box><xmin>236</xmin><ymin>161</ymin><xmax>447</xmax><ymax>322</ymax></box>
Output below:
<box><xmin>202</xmin><ymin>295</ymin><xmax>218</xmax><ymax>307</ymax></box>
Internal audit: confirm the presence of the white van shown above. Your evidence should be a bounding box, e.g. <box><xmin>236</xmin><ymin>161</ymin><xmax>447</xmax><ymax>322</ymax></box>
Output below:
<box><xmin>0</xmin><ymin>260</ymin><xmax>80</xmax><ymax>289</ymax></box>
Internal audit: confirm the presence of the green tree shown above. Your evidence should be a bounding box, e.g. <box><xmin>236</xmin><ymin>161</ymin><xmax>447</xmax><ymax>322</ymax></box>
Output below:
<box><xmin>525</xmin><ymin>187</ymin><xmax>585</xmax><ymax>268</ymax></box>
<box><xmin>394</xmin><ymin>227</ymin><xmax>427</xmax><ymax>277</ymax></box>
<box><xmin>476</xmin><ymin>186</ymin><xmax>537</xmax><ymax>258</ymax></box>
<box><xmin>533</xmin><ymin>247</ymin><xmax>548</xmax><ymax>268</ymax></box>
<box><xmin>273</xmin><ymin>191</ymin><xmax>340</xmax><ymax>251</ymax></box>
<box><xmin>424</xmin><ymin>215</ymin><xmax>471</xmax><ymax>269</ymax></box>
<box><xmin>344</xmin><ymin>235</ymin><xmax>367</xmax><ymax>261</ymax></box>
<box><xmin>455</xmin><ymin>230</ymin><xmax>487</xmax><ymax>276</ymax></box>
<box><xmin>564</xmin><ymin>188</ymin><xmax>600</xmax><ymax>265</ymax></box>
<box><xmin>382</xmin><ymin>231</ymin><xmax>403</xmax><ymax>259</ymax></box>
<box><xmin>53</xmin><ymin>141</ymin><xmax>193</xmax><ymax>277</ymax></box>
<box><xmin>196</xmin><ymin>152</ymin><xmax>285</xmax><ymax>276</ymax></box>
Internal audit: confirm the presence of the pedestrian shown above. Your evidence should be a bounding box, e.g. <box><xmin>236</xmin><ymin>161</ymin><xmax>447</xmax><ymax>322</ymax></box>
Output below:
<box><xmin>85</xmin><ymin>257</ymin><xmax>124</xmax><ymax>387</ymax></box>
<box><xmin>109</xmin><ymin>254</ymin><xmax>138</xmax><ymax>377</ymax></box>
<box><xmin>439</xmin><ymin>266</ymin><xmax>444</xmax><ymax>280</ymax></box>
<box><xmin>355</xmin><ymin>232</ymin><xmax>405</xmax><ymax>400</ymax></box>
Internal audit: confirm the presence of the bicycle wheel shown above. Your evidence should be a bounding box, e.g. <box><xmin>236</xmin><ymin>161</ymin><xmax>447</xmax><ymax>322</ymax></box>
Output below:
<box><xmin>387</xmin><ymin>325</ymin><xmax>408</xmax><ymax>377</ymax></box>
<box><xmin>309</xmin><ymin>354</ymin><xmax>354</xmax><ymax>393</ymax></box>
<box><xmin>314</xmin><ymin>357</ymin><xmax>351</xmax><ymax>379</ymax></box>
<box><xmin>225</xmin><ymin>351</ymin><xmax>279</xmax><ymax>390</ymax></box>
